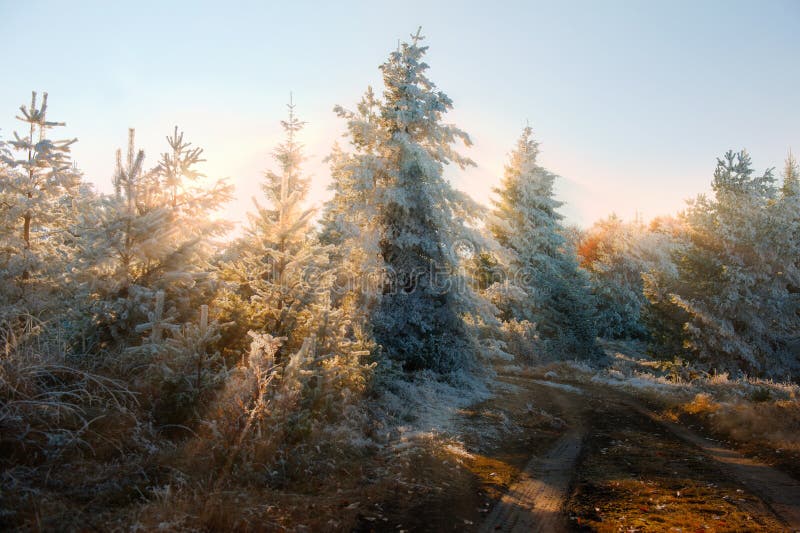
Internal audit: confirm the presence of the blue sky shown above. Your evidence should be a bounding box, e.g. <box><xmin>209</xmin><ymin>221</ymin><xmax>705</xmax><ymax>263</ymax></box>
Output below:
<box><xmin>1</xmin><ymin>0</ymin><xmax>798</xmax><ymax>228</ymax></box>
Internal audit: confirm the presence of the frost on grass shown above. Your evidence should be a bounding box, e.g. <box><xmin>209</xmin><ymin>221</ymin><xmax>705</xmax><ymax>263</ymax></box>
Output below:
<box><xmin>1</xmin><ymin>25</ymin><xmax>800</xmax><ymax>533</ymax></box>
<box><xmin>581</xmin><ymin>345</ymin><xmax>800</xmax><ymax>455</ymax></box>
<box><xmin>377</xmin><ymin>366</ymin><xmax>491</xmax><ymax>441</ymax></box>
<box><xmin>530</xmin><ymin>379</ymin><xmax>585</xmax><ymax>395</ymax></box>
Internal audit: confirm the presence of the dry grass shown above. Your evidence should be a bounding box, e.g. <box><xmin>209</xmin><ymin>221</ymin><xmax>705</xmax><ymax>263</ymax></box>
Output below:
<box><xmin>2</xmin><ymin>314</ymin><xmax>497</xmax><ymax>531</ymax></box>
<box><xmin>570</xmin><ymin>343</ymin><xmax>800</xmax><ymax>480</ymax></box>
<box><xmin>563</xmin><ymin>378</ymin><xmax>789</xmax><ymax>532</ymax></box>
<box><xmin>0</xmin><ymin>317</ymin><xmax>152</xmax><ymax>530</ymax></box>
<box><xmin>127</xmin><ymin>332</ymin><xmax>378</xmax><ymax>531</ymax></box>
<box><xmin>698</xmin><ymin>398</ymin><xmax>800</xmax><ymax>452</ymax></box>
<box><xmin>1</xmin><ymin>354</ymin><xmax>138</xmax><ymax>459</ymax></box>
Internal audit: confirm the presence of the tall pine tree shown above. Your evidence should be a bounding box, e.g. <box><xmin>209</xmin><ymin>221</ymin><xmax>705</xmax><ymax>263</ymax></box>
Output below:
<box><xmin>218</xmin><ymin>99</ymin><xmax>334</xmax><ymax>358</ymax></box>
<box><xmin>782</xmin><ymin>150</ymin><xmax>799</xmax><ymax>198</ymax></box>
<box><xmin>318</xmin><ymin>89</ymin><xmax>386</xmax><ymax>340</ymax></box>
<box><xmin>650</xmin><ymin>150</ymin><xmax>800</xmax><ymax>376</ymax></box>
<box><xmin>488</xmin><ymin>126</ymin><xmax>598</xmax><ymax>359</ymax></box>
<box><xmin>0</xmin><ymin>91</ymin><xmax>80</xmax><ymax>323</ymax></box>
<box><xmin>74</xmin><ymin>127</ymin><xmax>232</xmax><ymax>350</ymax></box>
<box><xmin>325</xmin><ymin>29</ymin><xmax>485</xmax><ymax>372</ymax></box>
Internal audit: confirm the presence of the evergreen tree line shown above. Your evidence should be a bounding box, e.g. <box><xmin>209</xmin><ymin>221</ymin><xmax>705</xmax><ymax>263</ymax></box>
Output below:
<box><xmin>2</xmin><ymin>29</ymin><xmax>799</xmax><ymax>450</ymax></box>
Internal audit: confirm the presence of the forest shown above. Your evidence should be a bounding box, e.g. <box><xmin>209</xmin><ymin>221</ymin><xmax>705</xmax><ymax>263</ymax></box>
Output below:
<box><xmin>1</xmin><ymin>28</ymin><xmax>799</xmax><ymax>532</ymax></box>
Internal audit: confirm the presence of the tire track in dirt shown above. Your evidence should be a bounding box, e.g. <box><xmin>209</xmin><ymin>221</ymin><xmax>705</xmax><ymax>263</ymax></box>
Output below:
<box><xmin>480</xmin><ymin>378</ymin><xmax>587</xmax><ymax>532</ymax></box>
<box><xmin>489</xmin><ymin>375</ymin><xmax>800</xmax><ymax>531</ymax></box>
<box><xmin>625</xmin><ymin>401</ymin><xmax>800</xmax><ymax>531</ymax></box>
<box><xmin>479</xmin><ymin>427</ymin><xmax>584</xmax><ymax>533</ymax></box>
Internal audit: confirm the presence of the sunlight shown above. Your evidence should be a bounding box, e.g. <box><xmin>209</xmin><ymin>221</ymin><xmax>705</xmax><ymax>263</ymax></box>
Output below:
<box><xmin>1</xmin><ymin>4</ymin><xmax>798</xmax><ymax>531</ymax></box>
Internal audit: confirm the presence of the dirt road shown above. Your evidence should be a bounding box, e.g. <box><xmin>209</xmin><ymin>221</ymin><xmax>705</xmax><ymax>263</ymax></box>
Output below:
<box><xmin>485</xmin><ymin>376</ymin><xmax>800</xmax><ymax>532</ymax></box>
<box><xmin>479</xmin><ymin>427</ymin><xmax>584</xmax><ymax>532</ymax></box>
<box><xmin>357</xmin><ymin>374</ymin><xmax>799</xmax><ymax>532</ymax></box>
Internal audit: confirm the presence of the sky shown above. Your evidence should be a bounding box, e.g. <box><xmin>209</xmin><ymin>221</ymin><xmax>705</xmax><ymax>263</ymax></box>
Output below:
<box><xmin>1</xmin><ymin>0</ymin><xmax>798</xmax><ymax>229</ymax></box>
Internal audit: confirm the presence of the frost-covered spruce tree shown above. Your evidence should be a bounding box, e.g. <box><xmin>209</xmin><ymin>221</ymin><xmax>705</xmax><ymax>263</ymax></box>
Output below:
<box><xmin>218</xmin><ymin>100</ymin><xmax>332</xmax><ymax>358</ymax></box>
<box><xmin>581</xmin><ymin>215</ymin><xmax>682</xmax><ymax>342</ymax></box>
<box><xmin>318</xmin><ymin>88</ymin><xmax>386</xmax><ymax>341</ymax></box>
<box><xmin>488</xmin><ymin>126</ymin><xmax>598</xmax><ymax>360</ymax></box>
<box><xmin>0</xmin><ymin>136</ymin><xmax>17</xmax><ymax>321</ymax></box>
<box><xmin>0</xmin><ymin>92</ymin><xmax>81</xmax><ymax>323</ymax></box>
<box><xmin>655</xmin><ymin>150</ymin><xmax>800</xmax><ymax>376</ymax></box>
<box><xmin>74</xmin><ymin>128</ymin><xmax>232</xmax><ymax>351</ymax></box>
<box><xmin>781</xmin><ymin>151</ymin><xmax>800</xmax><ymax>285</ymax></box>
<box><xmin>319</xmin><ymin>87</ymin><xmax>382</xmax><ymax>254</ymax></box>
<box><xmin>781</xmin><ymin>150</ymin><xmax>799</xmax><ymax>199</ymax></box>
<box><xmin>579</xmin><ymin>215</ymin><xmax>654</xmax><ymax>340</ymax></box>
<box><xmin>328</xmin><ymin>29</ymin><xmax>485</xmax><ymax>372</ymax></box>
<box><xmin>778</xmin><ymin>151</ymin><xmax>800</xmax><ymax>298</ymax></box>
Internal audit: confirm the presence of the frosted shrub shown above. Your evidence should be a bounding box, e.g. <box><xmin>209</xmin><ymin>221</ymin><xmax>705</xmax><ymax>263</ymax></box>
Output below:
<box><xmin>195</xmin><ymin>331</ymin><xmax>374</xmax><ymax>486</ymax></box>
<box><xmin>499</xmin><ymin>319</ymin><xmax>539</xmax><ymax>364</ymax></box>
<box><xmin>645</xmin><ymin>151</ymin><xmax>800</xmax><ymax>377</ymax></box>
<box><xmin>579</xmin><ymin>215</ymin><xmax>679</xmax><ymax>340</ymax></box>
<box><xmin>74</xmin><ymin>128</ymin><xmax>232</xmax><ymax>352</ymax></box>
<box><xmin>143</xmin><ymin>301</ymin><xmax>230</xmax><ymax>426</ymax></box>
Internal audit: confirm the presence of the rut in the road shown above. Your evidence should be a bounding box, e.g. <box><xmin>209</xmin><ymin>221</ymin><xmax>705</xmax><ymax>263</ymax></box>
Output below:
<box><xmin>628</xmin><ymin>402</ymin><xmax>800</xmax><ymax>531</ymax></box>
<box><xmin>489</xmin><ymin>376</ymin><xmax>800</xmax><ymax>532</ymax></box>
<box><xmin>480</xmin><ymin>426</ymin><xmax>584</xmax><ymax>533</ymax></box>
